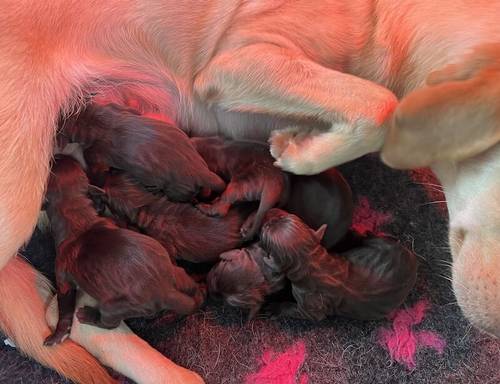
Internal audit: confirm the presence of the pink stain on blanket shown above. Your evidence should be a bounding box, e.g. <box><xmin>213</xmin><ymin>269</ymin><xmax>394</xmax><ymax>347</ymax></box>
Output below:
<box><xmin>245</xmin><ymin>341</ymin><xmax>309</xmax><ymax>384</ymax></box>
<box><xmin>351</xmin><ymin>196</ymin><xmax>393</xmax><ymax>236</ymax></box>
<box><xmin>377</xmin><ymin>299</ymin><xmax>446</xmax><ymax>370</ymax></box>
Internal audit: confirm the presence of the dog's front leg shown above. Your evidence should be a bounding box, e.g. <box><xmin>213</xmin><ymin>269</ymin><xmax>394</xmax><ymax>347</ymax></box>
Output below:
<box><xmin>194</xmin><ymin>44</ymin><xmax>398</xmax><ymax>174</ymax></box>
<box><xmin>46</xmin><ymin>294</ymin><xmax>205</xmax><ymax>384</ymax></box>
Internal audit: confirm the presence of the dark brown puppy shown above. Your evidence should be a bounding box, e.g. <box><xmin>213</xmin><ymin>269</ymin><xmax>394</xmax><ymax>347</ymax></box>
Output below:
<box><xmin>284</xmin><ymin>168</ymin><xmax>354</xmax><ymax>250</ymax></box>
<box><xmin>207</xmin><ymin>243</ymin><xmax>286</xmax><ymax>320</ymax></box>
<box><xmin>190</xmin><ymin>136</ymin><xmax>290</xmax><ymax>241</ymax></box>
<box><xmin>44</xmin><ymin>155</ymin><xmax>205</xmax><ymax>346</ymax></box>
<box><xmin>101</xmin><ymin>172</ymin><xmax>252</xmax><ymax>264</ymax></box>
<box><xmin>259</xmin><ymin>209</ymin><xmax>417</xmax><ymax>321</ymax></box>
<box><xmin>59</xmin><ymin>103</ymin><xmax>225</xmax><ymax>201</ymax></box>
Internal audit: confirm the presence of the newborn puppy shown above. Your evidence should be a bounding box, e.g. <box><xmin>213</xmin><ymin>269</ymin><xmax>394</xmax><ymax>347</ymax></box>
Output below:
<box><xmin>101</xmin><ymin>172</ymin><xmax>252</xmax><ymax>264</ymax></box>
<box><xmin>284</xmin><ymin>168</ymin><xmax>354</xmax><ymax>249</ymax></box>
<box><xmin>190</xmin><ymin>136</ymin><xmax>290</xmax><ymax>241</ymax></box>
<box><xmin>60</xmin><ymin>103</ymin><xmax>225</xmax><ymax>201</ymax></box>
<box><xmin>44</xmin><ymin>155</ymin><xmax>205</xmax><ymax>345</ymax></box>
<box><xmin>260</xmin><ymin>209</ymin><xmax>417</xmax><ymax>321</ymax></box>
<box><xmin>207</xmin><ymin>243</ymin><xmax>286</xmax><ymax>320</ymax></box>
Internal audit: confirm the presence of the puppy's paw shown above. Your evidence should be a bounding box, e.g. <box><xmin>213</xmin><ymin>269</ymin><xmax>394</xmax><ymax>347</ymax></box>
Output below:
<box><xmin>240</xmin><ymin>223</ymin><xmax>258</xmax><ymax>242</ymax></box>
<box><xmin>76</xmin><ymin>306</ymin><xmax>101</xmax><ymax>326</ymax></box>
<box><xmin>43</xmin><ymin>328</ymin><xmax>71</xmax><ymax>346</ymax></box>
<box><xmin>195</xmin><ymin>203</ymin><xmax>221</xmax><ymax>217</ymax></box>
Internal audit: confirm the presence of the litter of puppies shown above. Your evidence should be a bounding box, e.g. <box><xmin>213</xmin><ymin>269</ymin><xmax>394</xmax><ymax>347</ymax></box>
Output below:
<box><xmin>43</xmin><ymin>102</ymin><xmax>417</xmax><ymax>343</ymax></box>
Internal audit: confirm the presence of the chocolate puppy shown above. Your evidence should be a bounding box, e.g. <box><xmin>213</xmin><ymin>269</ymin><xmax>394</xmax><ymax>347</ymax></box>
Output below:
<box><xmin>59</xmin><ymin>103</ymin><xmax>225</xmax><ymax>201</ymax></box>
<box><xmin>284</xmin><ymin>168</ymin><xmax>354</xmax><ymax>249</ymax></box>
<box><xmin>101</xmin><ymin>172</ymin><xmax>252</xmax><ymax>264</ymax></box>
<box><xmin>207</xmin><ymin>243</ymin><xmax>286</xmax><ymax>320</ymax></box>
<box><xmin>191</xmin><ymin>136</ymin><xmax>290</xmax><ymax>240</ymax></box>
<box><xmin>44</xmin><ymin>155</ymin><xmax>205</xmax><ymax>346</ymax></box>
<box><xmin>259</xmin><ymin>209</ymin><xmax>417</xmax><ymax>321</ymax></box>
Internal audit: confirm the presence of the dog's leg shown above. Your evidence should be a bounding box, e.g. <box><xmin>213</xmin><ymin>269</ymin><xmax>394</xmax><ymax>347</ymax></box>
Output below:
<box><xmin>240</xmin><ymin>185</ymin><xmax>284</xmax><ymax>241</ymax></box>
<box><xmin>47</xmin><ymin>294</ymin><xmax>205</xmax><ymax>384</ymax></box>
<box><xmin>195</xmin><ymin>44</ymin><xmax>398</xmax><ymax>174</ymax></box>
<box><xmin>43</xmin><ymin>283</ymin><xmax>77</xmax><ymax>346</ymax></box>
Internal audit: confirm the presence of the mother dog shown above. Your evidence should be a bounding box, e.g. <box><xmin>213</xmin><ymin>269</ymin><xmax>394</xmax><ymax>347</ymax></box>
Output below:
<box><xmin>0</xmin><ymin>1</ymin><xmax>499</xmax><ymax>383</ymax></box>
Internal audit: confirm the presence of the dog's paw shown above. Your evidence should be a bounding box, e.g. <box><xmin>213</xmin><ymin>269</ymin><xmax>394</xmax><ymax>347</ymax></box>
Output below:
<box><xmin>76</xmin><ymin>306</ymin><xmax>101</xmax><ymax>326</ymax></box>
<box><xmin>269</xmin><ymin>127</ymin><xmax>301</xmax><ymax>159</ymax></box>
<box><xmin>43</xmin><ymin>329</ymin><xmax>71</xmax><ymax>346</ymax></box>
<box><xmin>195</xmin><ymin>203</ymin><xmax>220</xmax><ymax>216</ymax></box>
<box><xmin>239</xmin><ymin>222</ymin><xmax>256</xmax><ymax>242</ymax></box>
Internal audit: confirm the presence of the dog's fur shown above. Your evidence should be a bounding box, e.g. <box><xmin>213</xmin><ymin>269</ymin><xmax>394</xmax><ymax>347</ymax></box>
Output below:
<box><xmin>191</xmin><ymin>136</ymin><xmax>291</xmax><ymax>240</ymax></box>
<box><xmin>45</xmin><ymin>156</ymin><xmax>205</xmax><ymax>344</ymax></box>
<box><xmin>102</xmin><ymin>172</ymin><xmax>252</xmax><ymax>264</ymax></box>
<box><xmin>259</xmin><ymin>209</ymin><xmax>417</xmax><ymax>321</ymax></box>
<box><xmin>1</xmin><ymin>1</ymin><xmax>499</xmax><ymax>382</ymax></box>
<box><xmin>60</xmin><ymin>103</ymin><xmax>225</xmax><ymax>201</ymax></box>
<box><xmin>207</xmin><ymin>242</ymin><xmax>286</xmax><ymax>320</ymax></box>
<box><xmin>284</xmin><ymin>169</ymin><xmax>354</xmax><ymax>250</ymax></box>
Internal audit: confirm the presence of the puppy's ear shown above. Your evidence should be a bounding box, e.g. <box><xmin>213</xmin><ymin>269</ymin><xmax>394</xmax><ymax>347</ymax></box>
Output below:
<box><xmin>313</xmin><ymin>224</ymin><xmax>328</xmax><ymax>242</ymax></box>
<box><xmin>381</xmin><ymin>66</ymin><xmax>500</xmax><ymax>169</ymax></box>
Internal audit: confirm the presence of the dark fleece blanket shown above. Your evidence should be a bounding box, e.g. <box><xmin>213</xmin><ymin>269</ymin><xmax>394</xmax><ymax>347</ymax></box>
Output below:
<box><xmin>1</xmin><ymin>154</ymin><xmax>499</xmax><ymax>384</ymax></box>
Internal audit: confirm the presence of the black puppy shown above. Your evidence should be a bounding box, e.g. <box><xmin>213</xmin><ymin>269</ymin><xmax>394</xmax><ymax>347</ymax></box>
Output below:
<box><xmin>190</xmin><ymin>136</ymin><xmax>290</xmax><ymax>241</ymax></box>
<box><xmin>101</xmin><ymin>172</ymin><xmax>253</xmax><ymax>264</ymax></box>
<box><xmin>44</xmin><ymin>155</ymin><xmax>205</xmax><ymax>346</ymax></box>
<box><xmin>59</xmin><ymin>103</ymin><xmax>225</xmax><ymax>201</ymax></box>
<box><xmin>260</xmin><ymin>209</ymin><xmax>417</xmax><ymax>321</ymax></box>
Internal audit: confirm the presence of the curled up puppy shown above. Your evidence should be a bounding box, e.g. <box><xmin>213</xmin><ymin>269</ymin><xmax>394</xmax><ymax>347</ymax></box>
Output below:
<box><xmin>207</xmin><ymin>243</ymin><xmax>286</xmax><ymax>320</ymax></box>
<box><xmin>59</xmin><ymin>103</ymin><xmax>225</xmax><ymax>201</ymax></box>
<box><xmin>260</xmin><ymin>209</ymin><xmax>418</xmax><ymax>321</ymax></box>
<box><xmin>100</xmin><ymin>171</ymin><xmax>253</xmax><ymax>264</ymax></box>
<box><xmin>43</xmin><ymin>155</ymin><xmax>205</xmax><ymax>346</ymax></box>
<box><xmin>191</xmin><ymin>136</ymin><xmax>290</xmax><ymax>241</ymax></box>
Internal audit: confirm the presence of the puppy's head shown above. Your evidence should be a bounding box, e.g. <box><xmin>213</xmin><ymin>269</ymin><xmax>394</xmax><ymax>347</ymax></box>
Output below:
<box><xmin>103</xmin><ymin>172</ymin><xmax>157</xmax><ymax>219</ymax></box>
<box><xmin>260</xmin><ymin>208</ymin><xmax>327</xmax><ymax>270</ymax></box>
<box><xmin>207</xmin><ymin>244</ymin><xmax>281</xmax><ymax>319</ymax></box>
<box><xmin>381</xmin><ymin>43</ymin><xmax>500</xmax><ymax>337</ymax></box>
<box><xmin>47</xmin><ymin>155</ymin><xmax>89</xmax><ymax>199</ymax></box>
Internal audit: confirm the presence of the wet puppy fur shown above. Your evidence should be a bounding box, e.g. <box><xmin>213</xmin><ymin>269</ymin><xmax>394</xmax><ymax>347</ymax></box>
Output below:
<box><xmin>99</xmin><ymin>171</ymin><xmax>254</xmax><ymax>264</ymax></box>
<box><xmin>207</xmin><ymin>243</ymin><xmax>287</xmax><ymax>320</ymax></box>
<box><xmin>44</xmin><ymin>155</ymin><xmax>205</xmax><ymax>345</ymax></box>
<box><xmin>190</xmin><ymin>136</ymin><xmax>291</xmax><ymax>241</ymax></box>
<box><xmin>259</xmin><ymin>209</ymin><xmax>418</xmax><ymax>321</ymax></box>
<box><xmin>59</xmin><ymin>103</ymin><xmax>225</xmax><ymax>202</ymax></box>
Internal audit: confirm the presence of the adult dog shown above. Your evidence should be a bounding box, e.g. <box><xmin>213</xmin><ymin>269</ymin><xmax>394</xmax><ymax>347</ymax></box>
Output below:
<box><xmin>0</xmin><ymin>1</ymin><xmax>498</xmax><ymax>383</ymax></box>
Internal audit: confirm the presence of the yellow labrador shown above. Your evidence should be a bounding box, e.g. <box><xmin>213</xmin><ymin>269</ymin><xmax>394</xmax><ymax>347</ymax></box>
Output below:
<box><xmin>0</xmin><ymin>1</ymin><xmax>498</xmax><ymax>383</ymax></box>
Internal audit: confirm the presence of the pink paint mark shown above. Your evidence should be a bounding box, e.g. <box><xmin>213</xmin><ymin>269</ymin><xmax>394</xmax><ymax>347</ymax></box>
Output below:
<box><xmin>409</xmin><ymin>169</ymin><xmax>447</xmax><ymax>214</ymax></box>
<box><xmin>377</xmin><ymin>299</ymin><xmax>446</xmax><ymax>370</ymax></box>
<box><xmin>351</xmin><ymin>196</ymin><xmax>393</xmax><ymax>236</ymax></box>
<box><xmin>245</xmin><ymin>341</ymin><xmax>308</xmax><ymax>384</ymax></box>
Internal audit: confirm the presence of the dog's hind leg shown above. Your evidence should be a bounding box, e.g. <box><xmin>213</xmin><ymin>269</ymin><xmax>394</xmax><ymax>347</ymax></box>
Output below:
<box><xmin>195</xmin><ymin>44</ymin><xmax>398</xmax><ymax>174</ymax></box>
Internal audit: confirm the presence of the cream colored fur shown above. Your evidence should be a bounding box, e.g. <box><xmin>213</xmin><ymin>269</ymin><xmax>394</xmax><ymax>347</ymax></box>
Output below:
<box><xmin>0</xmin><ymin>1</ymin><xmax>499</xmax><ymax>383</ymax></box>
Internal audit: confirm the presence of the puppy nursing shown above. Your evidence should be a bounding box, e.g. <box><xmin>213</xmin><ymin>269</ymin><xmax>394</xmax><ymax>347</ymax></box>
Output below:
<box><xmin>191</xmin><ymin>136</ymin><xmax>290</xmax><ymax>241</ymax></box>
<box><xmin>60</xmin><ymin>103</ymin><xmax>225</xmax><ymax>201</ymax></box>
<box><xmin>44</xmin><ymin>155</ymin><xmax>205</xmax><ymax>345</ymax></box>
<box><xmin>209</xmin><ymin>209</ymin><xmax>417</xmax><ymax>321</ymax></box>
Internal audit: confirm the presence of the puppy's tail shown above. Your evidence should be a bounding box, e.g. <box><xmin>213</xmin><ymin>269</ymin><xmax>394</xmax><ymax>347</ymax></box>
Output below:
<box><xmin>0</xmin><ymin>256</ymin><xmax>116</xmax><ymax>384</ymax></box>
